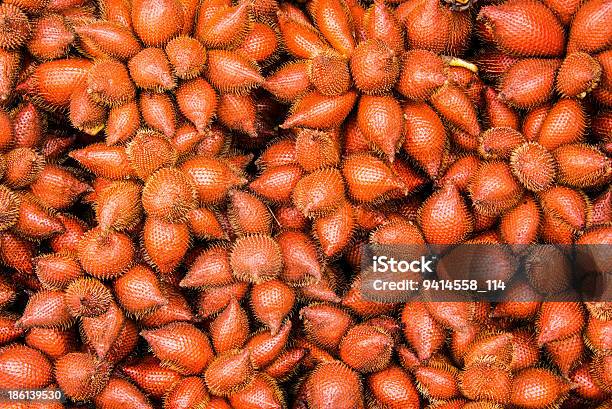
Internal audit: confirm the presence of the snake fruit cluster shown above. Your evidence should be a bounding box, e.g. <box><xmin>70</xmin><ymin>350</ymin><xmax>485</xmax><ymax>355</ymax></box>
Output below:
<box><xmin>0</xmin><ymin>0</ymin><xmax>610</xmax><ymax>407</ymax></box>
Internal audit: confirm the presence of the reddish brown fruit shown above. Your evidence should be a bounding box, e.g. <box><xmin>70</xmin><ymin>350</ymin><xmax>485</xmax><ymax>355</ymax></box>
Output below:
<box><xmin>187</xmin><ymin>208</ymin><xmax>225</xmax><ymax>240</ymax></box>
<box><xmin>510</xmin><ymin>142</ymin><xmax>556</xmax><ymax>192</ymax></box>
<box><xmin>537</xmin><ymin>301</ymin><xmax>585</xmax><ymax>345</ymax></box>
<box><xmin>312</xmin><ymin>200</ymin><xmax>355</xmax><ymax>256</ymax></box>
<box><xmin>281</xmin><ymin>90</ymin><xmax>358</xmax><ymax>130</ymax></box>
<box><xmin>206</xmin><ymin>50</ymin><xmax>264</xmax><ymax>94</ymax></box>
<box><xmin>499</xmin><ymin>59</ymin><xmax>560</xmax><ymax>108</ymax></box>
<box><xmin>538</xmin><ymin>186</ymin><xmax>590</xmax><ymax>231</ymax></box>
<box><xmin>164</xmin><ymin>376</ymin><xmax>210</xmax><ymax>409</ymax></box>
<box><xmin>181</xmin><ymin>246</ymin><xmax>233</xmax><ymax>288</ymax></box>
<box><xmin>49</xmin><ymin>214</ymin><xmax>86</xmax><ymax>254</ymax></box>
<box><xmin>351</xmin><ymin>39</ymin><xmax>399</xmax><ymax>95</ymax></box>
<box><xmin>87</xmin><ymin>59</ymin><xmax>136</xmax><ymax>106</ymax></box>
<box><xmin>69</xmin><ymin>80</ymin><xmax>107</xmax><ymax>133</ymax></box>
<box><xmin>402</xmin><ymin>103</ymin><xmax>448</xmax><ymax>178</ymax></box>
<box><xmin>264</xmin><ymin>61</ymin><xmax>312</xmax><ymax>102</ymax></box>
<box><xmin>250</xmin><ymin>279</ymin><xmax>294</xmax><ymax>334</ymax></box>
<box><xmin>175</xmin><ymin>78</ymin><xmax>217</xmax><ymax>133</ymax></box>
<box><xmin>430</xmin><ymin>83</ymin><xmax>481</xmax><ymax>137</ymax></box>
<box><xmin>94</xmin><ymin>377</ymin><xmax>153</xmax><ymax>409</ymax></box>
<box><xmin>17</xmin><ymin>290</ymin><xmax>73</xmax><ymax>329</ymax></box>
<box><xmin>142</xmin><ymin>168</ymin><xmax>197</xmax><ymax>222</ymax></box>
<box><xmin>204</xmin><ymin>348</ymin><xmax>254</xmax><ymax>397</ymax></box>
<box><xmin>197</xmin><ymin>2</ymin><xmax>251</xmax><ymax>48</ymax></box>
<box><xmin>256</xmin><ymin>139</ymin><xmax>297</xmax><ymax>170</ymax></box>
<box><xmin>181</xmin><ymin>156</ymin><xmax>246</xmax><ymax>203</ymax></box>
<box><xmin>479</xmin><ymin>127</ymin><xmax>525</xmax><ymax>160</ymax></box>
<box><xmin>308</xmin><ymin>52</ymin><xmax>351</xmax><ymax>97</ymax></box>
<box><xmin>0</xmin><ymin>4</ymin><xmax>31</xmax><ymax>50</ymax></box>
<box><xmin>397</xmin><ymin>50</ymin><xmax>445</xmax><ymax>101</ymax></box>
<box><xmin>483</xmin><ymin>87</ymin><xmax>520</xmax><ymax>129</ymax></box>
<box><xmin>114</xmin><ymin>265</ymin><xmax>167</xmax><ymax>316</ymax></box>
<box><xmin>142</xmin><ymin>322</ymin><xmax>214</xmax><ymax>375</ymax></box>
<box><xmin>78</xmin><ymin>228</ymin><xmax>134</xmax><ymax>279</ymax></box>
<box><xmin>25</xmin><ymin>327</ymin><xmax>75</xmax><ymax>359</ymax></box>
<box><xmin>567</xmin><ymin>0</ymin><xmax>612</xmax><ymax>54</ymax></box>
<box><xmin>478</xmin><ymin>0</ymin><xmax>565</xmax><ymax>57</ymax></box>
<box><xmin>0</xmin><ymin>231</ymin><xmax>34</xmax><ymax>273</ymax></box>
<box><xmin>28</xmin><ymin>14</ymin><xmax>74</xmax><ymax>60</ymax></box>
<box><xmin>210</xmin><ymin>297</ymin><xmax>249</xmax><ymax>353</ymax></box>
<box><xmin>357</xmin><ymin>95</ymin><xmax>403</xmax><ymax>161</ymax></box>
<box><xmin>249</xmin><ymin>164</ymin><xmax>303</xmax><ymax>202</ymax></box>
<box><xmin>554</xmin><ymin>144</ymin><xmax>611</xmax><ymax>188</ymax></box>
<box><xmin>3</xmin><ymin>148</ymin><xmax>44</xmax><ymax>189</ymax></box>
<box><xmin>277</xmin><ymin>11</ymin><xmax>328</xmax><ymax>59</ymax></box>
<box><xmin>237</xmin><ymin>21</ymin><xmax>278</xmax><ymax>63</ymax></box>
<box><xmin>469</xmin><ymin>161</ymin><xmax>524</xmax><ymax>216</ymax></box>
<box><xmin>310</xmin><ymin>0</ymin><xmax>354</xmax><ymax>56</ymax></box>
<box><xmin>95</xmin><ymin>181</ymin><xmax>142</xmax><ymax>232</ymax></box>
<box><xmin>18</xmin><ymin>58</ymin><xmax>92</xmax><ymax>110</ymax></box>
<box><xmin>246</xmin><ymin>320</ymin><xmax>292</xmax><ymax>369</ymax></box>
<box><xmin>69</xmin><ymin>144</ymin><xmax>134</xmax><ymax>180</ymax></box>
<box><xmin>34</xmin><ymin>253</ymin><xmax>82</xmax><ymax>290</ymax></box>
<box><xmin>65</xmin><ymin>277</ymin><xmax>112</xmax><ymax>318</ymax></box>
<box><xmin>30</xmin><ymin>165</ymin><xmax>90</xmax><ymax>210</ymax></box>
<box><xmin>545</xmin><ymin>333</ymin><xmax>585</xmax><ymax>375</ymax></box>
<box><xmin>419</xmin><ymin>183</ymin><xmax>473</xmax><ymax>244</ymax></box>
<box><xmin>571</xmin><ymin>362</ymin><xmax>607</xmax><ymax>401</ymax></box>
<box><xmin>277</xmin><ymin>230</ymin><xmax>321</xmax><ymax>286</ymax></box>
<box><xmin>74</xmin><ymin>20</ymin><xmax>142</xmax><ymax>60</ymax></box>
<box><xmin>415</xmin><ymin>362</ymin><xmax>460</xmax><ymax>400</ymax></box>
<box><xmin>227</xmin><ymin>190</ymin><xmax>271</xmax><ymax>235</ymax></box>
<box><xmin>368</xmin><ymin>365</ymin><xmax>420</xmax><ymax>409</ymax></box>
<box><xmin>164</xmin><ymin>36</ymin><xmax>206</xmax><ymax>80</ymax></box>
<box><xmin>139</xmin><ymin>92</ymin><xmax>177</xmax><ymax>137</ymax></box>
<box><xmin>0</xmin><ymin>344</ymin><xmax>52</xmax><ymax>389</ymax></box>
<box><xmin>342</xmin><ymin>153</ymin><xmax>404</xmax><ymax>202</ymax></box>
<box><xmin>510</xmin><ymin>368</ymin><xmax>570</xmax><ymax>408</ymax></box>
<box><xmin>54</xmin><ymin>352</ymin><xmax>110</xmax><ymax>400</ymax></box>
<box><xmin>292</xmin><ymin>168</ymin><xmax>344</xmax><ymax>217</ymax></box>
<box><xmin>460</xmin><ymin>358</ymin><xmax>512</xmax><ymax>404</ymax></box>
<box><xmin>300</xmin><ymin>303</ymin><xmax>353</xmax><ymax>349</ymax></box>
<box><xmin>218</xmin><ymin>93</ymin><xmax>257</xmax><ymax>137</ymax></box>
<box><xmin>229</xmin><ymin>373</ymin><xmax>285</xmax><ymax>409</ymax></box>
<box><xmin>13</xmin><ymin>193</ymin><xmax>64</xmax><ymax>239</ymax></box>
<box><xmin>129</xmin><ymin>48</ymin><xmax>175</xmax><ymax>91</ymax></box>
<box><xmin>121</xmin><ymin>357</ymin><xmax>181</xmax><ymax>398</ymax></box>
<box><xmin>557</xmin><ymin>52</ymin><xmax>602</xmax><ymax>98</ymax></box>
<box><xmin>131</xmin><ymin>0</ymin><xmax>184</xmax><ymax>46</ymax></box>
<box><xmin>143</xmin><ymin>218</ymin><xmax>190</xmax><ymax>274</ymax></box>
<box><xmin>106</xmin><ymin>101</ymin><xmax>140</xmax><ymax>144</ymax></box>
<box><xmin>304</xmin><ymin>361</ymin><xmax>364</xmax><ymax>409</ymax></box>
<box><xmin>197</xmin><ymin>282</ymin><xmax>249</xmax><ymax>319</ymax></box>
<box><xmin>295</xmin><ymin>128</ymin><xmax>340</xmax><ymax>172</ymax></box>
<box><xmin>339</xmin><ymin>323</ymin><xmax>394</xmax><ymax>373</ymax></box>
<box><xmin>0</xmin><ymin>186</ymin><xmax>19</xmax><ymax>232</ymax></box>
<box><xmin>230</xmin><ymin>234</ymin><xmax>282</xmax><ymax>283</ymax></box>
<box><xmin>401</xmin><ymin>302</ymin><xmax>445</xmax><ymax>360</ymax></box>
<box><xmin>537</xmin><ymin>99</ymin><xmax>586</xmax><ymax>150</ymax></box>
<box><xmin>499</xmin><ymin>195</ymin><xmax>541</xmax><ymax>244</ymax></box>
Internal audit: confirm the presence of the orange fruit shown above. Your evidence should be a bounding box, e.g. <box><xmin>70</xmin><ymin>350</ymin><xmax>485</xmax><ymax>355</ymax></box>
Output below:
<box><xmin>210</xmin><ymin>297</ymin><xmax>249</xmax><ymax>353</ymax></box>
<box><xmin>65</xmin><ymin>277</ymin><xmax>112</xmax><ymax>318</ymax></box>
<box><xmin>204</xmin><ymin>348</ymin><xmax>254</xmax><ymax>397</ymax></box>
<box><xmin>141</xmin><ymin>322</ymin><xmax>214</xmax><ymax>375</ymax></box>
<box><xmin>0</xmin><ymin>344</ymin><xmax>53</xmax><ymax>389</ymax></box>
<box><xmin>250</xmin><ymin>279</ymin><xmax>295</xmax><ymax>335</ymax></box>
<box><xmin>351</xmin><ymin>39</ymin><xmax>399</xmax><ymax>95</ymax></box>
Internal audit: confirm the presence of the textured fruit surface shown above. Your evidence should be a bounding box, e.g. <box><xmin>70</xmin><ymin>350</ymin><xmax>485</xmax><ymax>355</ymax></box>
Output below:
<box><xmin>0</xmin><ymin>0</ymin><xmax>610</xmax><ymax>407</ymax></box>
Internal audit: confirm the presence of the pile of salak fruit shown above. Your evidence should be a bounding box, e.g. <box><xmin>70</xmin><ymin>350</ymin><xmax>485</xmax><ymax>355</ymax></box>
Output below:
<box><xmin>0</xmin><ymin>0</ymin><xmax>610</xmax><ymax>407</ymax></box>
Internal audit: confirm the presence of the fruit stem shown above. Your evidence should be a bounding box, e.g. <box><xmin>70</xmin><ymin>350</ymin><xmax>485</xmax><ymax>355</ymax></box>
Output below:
<box><xmin>443</xmin><ymin>56</ymin><xmax>478</xmax><ymax>73</ymax></box>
